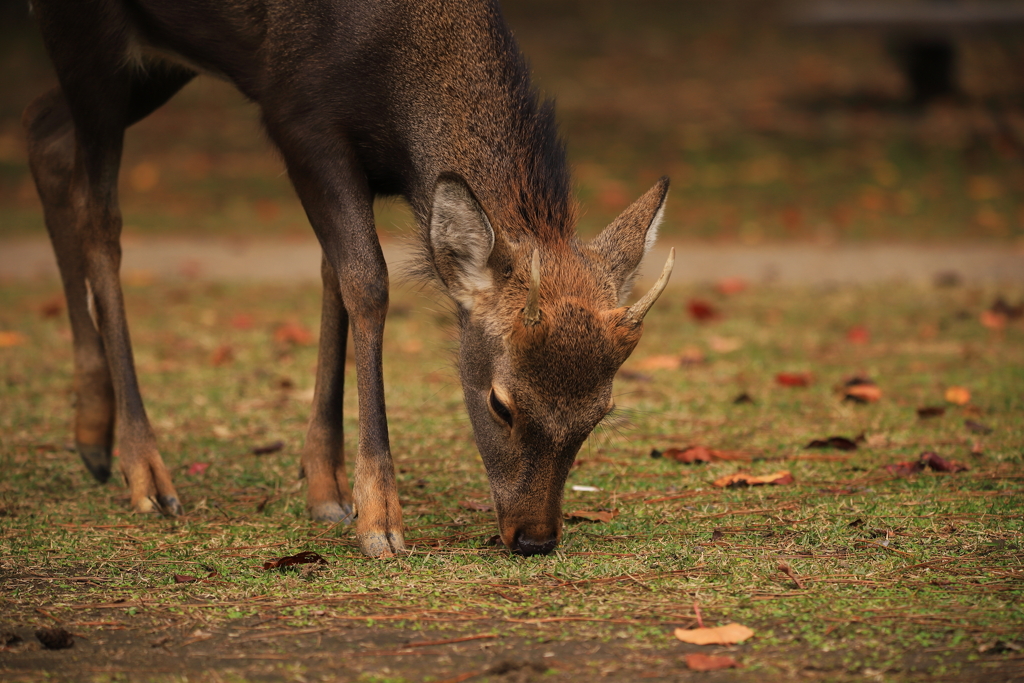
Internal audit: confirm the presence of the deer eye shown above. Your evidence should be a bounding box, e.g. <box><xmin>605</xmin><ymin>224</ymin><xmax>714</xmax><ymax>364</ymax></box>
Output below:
<box><xmin>488</xmin><ymin>388</ymin><xmax>514</xmax><ymax>428</ymax></box>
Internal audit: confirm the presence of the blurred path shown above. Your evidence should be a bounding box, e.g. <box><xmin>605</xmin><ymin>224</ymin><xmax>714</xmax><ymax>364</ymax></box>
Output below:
<box><xmin>1</xmin><ymin>237</ymin><xmax>1022</xmax><ymax>285</ymax></box>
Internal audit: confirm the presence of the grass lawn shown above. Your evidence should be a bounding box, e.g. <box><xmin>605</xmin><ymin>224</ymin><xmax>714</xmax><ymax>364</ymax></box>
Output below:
<box><xmin>1</xmin><ymin>274</ymin><xmax>1022</xmax><ymax>682</ymax></box>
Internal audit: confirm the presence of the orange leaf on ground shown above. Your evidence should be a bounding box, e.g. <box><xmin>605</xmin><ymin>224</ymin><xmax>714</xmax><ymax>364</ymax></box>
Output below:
<box><xmin>187</xmin><ymin>462</ymin><xmax>210</xmax><ymax>476</ymax></box>
<box><xmin>0</xmin><ymin>331</ymin><xmax>28</xmax><ymax>348</ymax></box>
<box><xmin>210</xmin><ymin>344</ymin><xmax>234</xmax><ymax>367</ymax></box>
<box><xmin>658</xmin><ymin>446</ymin><xmax>753</xmax><ymax>464</ymax></box>
<box><xmin>715</xmin><ymin>277</ymin><xmax>748</xmax><ymax>296</ymax></box>
<box><xmin>566</xmin><ymin>509</ymin><xmax>618</xmax><ymax>523</ymax></box>
<box><xmin>843</xmin><ymin>378</ymin><xmax>881</xmax><ymax>403</ymax></box>
<box><xmin>230</xmin><ymin>313</ymin><xmax>255</xmax><ymax>330</ymax></box>
<box><xmin>846</xmin><ymin>325</ymin><xmax>870</xmax><ymax>344</ymax></box>
<box><xmin>713</xmin><ymin>471</ymin><xmax>793</xmax><ymax>488</ymax></box>
<box><xmin>944</xmin><ymin>386</ymin><xmax>971</xmax><ymax>405</ymax></box>
<box><xmin>635</xmin><ymin>355</ymin><xmax>681</xmax><ymax>370</ymax></box>
<box><xmin>980</xmin><ymin>310</ymin><xmax>1007</xmax><ymax>330</ymax></box>
<box><xmin>776</xmin><ymin>372</ymin><xmax>812</xmax><ymax>387</ymax></box>
<box><xmin>684</xmin><ymin>653</ymin><xmax>741</xmax><ymax>671</ymax></box>
<box><xmin>674</xmin><ymin>623</ymin><xmax>754</xmax><ymax>645</ymax></box>
<box><xmin>273</xmin><ymin>322</ymin><xmax>314</xmax><ymax>346</ymax></box>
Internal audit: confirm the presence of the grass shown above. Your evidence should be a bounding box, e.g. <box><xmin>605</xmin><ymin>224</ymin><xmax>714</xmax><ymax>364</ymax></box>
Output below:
<box><xmin>1</xmin><ymin>274</ymin><xmax>1022</xmax><ymax>681</ymax></box>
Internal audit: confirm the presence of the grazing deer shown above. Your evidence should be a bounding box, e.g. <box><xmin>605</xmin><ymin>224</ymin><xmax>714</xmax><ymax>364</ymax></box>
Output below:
<box><xmin>24</xmin><ymin>0</ymin><xmax>673</xmax><ymax>557</ymax></box>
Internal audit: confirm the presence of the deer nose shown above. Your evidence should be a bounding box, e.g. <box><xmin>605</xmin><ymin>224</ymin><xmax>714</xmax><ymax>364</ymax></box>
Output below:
<box><xmin>512</xmin><ymin>530</ymin><xmax>558</xmax><ymax>556</ymax></box>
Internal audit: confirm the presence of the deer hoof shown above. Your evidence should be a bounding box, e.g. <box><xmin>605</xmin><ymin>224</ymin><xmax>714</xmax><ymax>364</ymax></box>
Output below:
<box><xmin>358</xmin><ymin>531</ymin><xmax>407</xmax><ymax>558</ymax></box>
<box><xmin>133</xmin><ymin>495</ymin><xmax>182</xmax><ymax>517</ymax></box>
<box><xmin>77</xmin><ymin>444</ymin><xmax>112</xmax><ymax>483</ymax></box>
<box><xmin>309</xmin><ymin>501</ymin><xmax>355</xmax><ymax>524</ymax></box>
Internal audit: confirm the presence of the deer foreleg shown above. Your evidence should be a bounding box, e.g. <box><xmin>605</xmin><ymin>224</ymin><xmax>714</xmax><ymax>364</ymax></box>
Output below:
<box><xmin>275</xmin><ymin>133</ymin><xmax>405</xmax><ymax>557</ymax></box>
<box><xmin>302</xmin><ymin>255</ymin><xmax>355</xmax><ymax>523</ymax></box>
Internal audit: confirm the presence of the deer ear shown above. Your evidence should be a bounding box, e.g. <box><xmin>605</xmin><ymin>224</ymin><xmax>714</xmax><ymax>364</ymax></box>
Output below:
<box><xmin>428</xmin><ymin>173</ymin><xmax>496</xmax><ymax>310</ymax></box>
<box><xmin>589</xmin><ymin>177</ymin><xmax>669</xmax><ymax>304</ymax></box>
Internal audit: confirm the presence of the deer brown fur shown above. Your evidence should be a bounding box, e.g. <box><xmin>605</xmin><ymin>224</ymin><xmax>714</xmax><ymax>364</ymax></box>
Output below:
<box><xmin>24</xmin><ymin>0</ymin><xmax>672</xmax><ymax>557</ymax></box>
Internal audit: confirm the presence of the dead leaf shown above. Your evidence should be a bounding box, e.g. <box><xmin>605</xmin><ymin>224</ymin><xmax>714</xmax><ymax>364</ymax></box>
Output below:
<box><xmin>273</xmin><ymin>321</ymin><xmax>314</xmax><ymax>346</ymax></box>
<box><xmin>917</xmin><ymin>406</ymin><xmax>945</xmax><ymax>418</ymax></box>
<box><xmin>210</xmin><ymin>344</ymin><xmax>234</xmax><ymax>367</ymax></box>
<box><xmin>230</xmin><ymin>313</ymin><xmax>255</xmax><ymax>330</ymax></box>
<box><xmin>252</xmin><ymin>440</ymin><xmax>285</xmax><ymax>455</ymax></box>
<box><xmin>674</xmin><ymin>622</ymin><xmax>754</xmax><ymax>645</ymax></box>
<box><xmin>776</xmin><ymin>372</ymin><xmax>812</xmax><ymax>387</ymax></box>
<box><xmin>263</xmin><ymin>551</ymin><xmax>328</xmax><ymax>570</ymax></box>
<box><xmin>964</xmin><ymin>419</ymin><xmax>992</xmax><ymax>435</ymax></box>
<box><xmin>35</xmin><ymin>627</ymin><xmax>74</xmax><ymax>650</ymax></box>
<box><xmin>991</xmin><ymin>296</ymin><xmax>1023</xmax><ymax>319</ymax></box>
<box><xmin>566</xmin><ymin>509</ymin><xmax>618</xmax><ymax>523</ymax></box>
<box><xmin>460</xmin><ymin>500</ymin><xmax>494</xmax><ymax>512</ymax></box>
<box><xmin>709</xmin><ymin>335</ymin><xmax>743</xmax><ymax>353</ymax></box>
<box><xmin>688</xmin><ymin>299</ymin><xmax>719</xmax><ymax>322</ymax></box>
<box><xmin>806</xmin><ymin>436</ymin><xmax>858</xmax><ymax>451</ymax></box>
<box><xmin>846</xmin><ymin>325</ymin><xmax>870</xmax><ymax>344</ymax></box>
<box><xmin>920</xmin><ymin>451</ymin><xmax>968</xmax><ymax>473</ymax></box>
<box><xmin>715</xmin><ymin>277</ymin><xmax>748</xmax><ymax>295</ymax></box>
<box><xmin>662</xmin><ymin>446</ymin><xmax>754</xmax><ymax>464</ymax></box>
<box><xmin>945</xmin><ymin>386</ymin><xmax>971</xmax><ymax>405</ymax></box>
<box><xmin>980</xmin><ymin>310</ymin><xmax>1007</xmax><ymax>330</ymax></box>
<box><xmin>843</xmin><ymin>378</ymin><xmax>881</xmax><ymax>403</ymax></box>
<box><xmin>38</xmin><ymin>295</ymin><xmax>65</xmax><ymax>318</ymax></box>
<box><xmin>186</xmin><ymin>462</ymin><xmax>210</xmax><ymax>476</ymax></box>
<box><xmin>733</xmin><ymin>392</ymin><xmax>755</xmax><ymax>405</ymax></box>
<box><xmin>174</xmin><ymin>574</ymin><xmax>198</xmax><ymax>584</ymax></box>
<box><xmin>885</xmin><ymin>460</ymin><xmax>925</xmax><ymax>477</ymax></box>
<box><xmin>710</xmin><ymin>529</ymin><xmax>725</xmax><ymax>541</ymax></box>
<box><xmin>684</xmin><ymin>653</ymin><xmax>740</xmax><ymax>671</ymax></box>
<box><xmin>713</xmin><ymin>471</ymin><xmax>793</xmax><ymax>488</ymax></box>
<box><xmin>777</xmin><ymin>561</ymin><xmax>805</xmax><ymax>589</ymax></box>
<box><xmin>635</xmin><ymin>354</ymin><xmax>681</xmax><ymax>370</ymax></box>
<box><xmin>0</xmin><ymin>331</ymin><xmax>28</xmax><ymax>348</ymax></box>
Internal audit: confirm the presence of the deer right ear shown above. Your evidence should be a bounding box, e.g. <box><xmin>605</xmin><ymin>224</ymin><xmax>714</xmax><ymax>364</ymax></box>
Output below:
<box><xmin>589</xmin><ymin>177</ymin><xmax>669</xmax><ymax>304</ymax></box>
<box><xmin>428</xmin><ymin>174</ymin><xmax>496</xmax><ymax>310</ymax></box>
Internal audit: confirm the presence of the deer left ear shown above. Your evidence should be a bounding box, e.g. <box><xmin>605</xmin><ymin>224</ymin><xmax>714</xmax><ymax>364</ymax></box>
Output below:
<box><xmin>589</xmin><ymin>177</ymin><xmax>669</xmax><ymax>304</ymax></box>
<box><xmin>428</xmin><ymin>173</ymin><xmax>495</xmax><ymax>310</ymax></box>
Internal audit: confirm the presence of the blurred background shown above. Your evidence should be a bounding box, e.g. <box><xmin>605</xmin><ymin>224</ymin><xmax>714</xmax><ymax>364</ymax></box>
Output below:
<box><xmin>1</xmin><ymin>0</ymin><xmax>1023</xmax><ymax>245</ymax></box>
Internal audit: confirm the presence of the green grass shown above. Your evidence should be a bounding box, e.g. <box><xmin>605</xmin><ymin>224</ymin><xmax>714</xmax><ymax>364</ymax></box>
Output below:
<box><xmin>1</xmin><ymin>276</ymin><xmax>1022</xmax><ymax>681</ymax></box>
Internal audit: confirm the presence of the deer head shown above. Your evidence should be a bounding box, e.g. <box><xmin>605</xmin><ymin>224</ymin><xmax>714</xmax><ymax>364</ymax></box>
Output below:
<box><xmin>428</xmin><ymin>173</ymin><xmax>672</xmax><ymax>556</ymax></box>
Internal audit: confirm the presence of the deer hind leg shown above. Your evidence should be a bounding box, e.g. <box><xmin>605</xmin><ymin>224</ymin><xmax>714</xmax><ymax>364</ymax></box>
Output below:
<box><xmin>24</xmin><ymin>39</ymin><xmax>193</xmax><ymax>512</ymax></box>
<box><xmin>301</xmin><ymin>255</ymin><xmax>355</xmax><ymax>523</ymax></box>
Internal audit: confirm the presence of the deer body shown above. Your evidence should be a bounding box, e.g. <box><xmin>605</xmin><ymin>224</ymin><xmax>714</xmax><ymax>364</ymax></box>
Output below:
<box><xmin>25</xmin><ymin>0</ymin><xmax>671</xmax><ymax>556</ymax></box>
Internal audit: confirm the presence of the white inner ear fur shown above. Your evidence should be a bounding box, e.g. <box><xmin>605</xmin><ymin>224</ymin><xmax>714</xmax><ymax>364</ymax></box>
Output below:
<box><xmin>430</xmin><ymin>183</ymin><xmax>495</xmax><ymax>311</ymax></box>
<box><xmin>617</xmin><ymin>200</ymin><xmax>666</xmax><ymax>305</ymax></box>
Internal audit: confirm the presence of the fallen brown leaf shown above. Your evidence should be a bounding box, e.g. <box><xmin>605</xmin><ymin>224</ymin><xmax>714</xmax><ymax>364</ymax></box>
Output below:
<box><xmin>980</xmin><ymin>310</ymin><xmax>1007</xmax><ymax>330</ymax></box>
<box><xmin>806</xmin><ymin>436</ymin><xmax>858</xmax><ymax>451</ymax></box>
<box><xmin>38</xmin><ymin>295</ymin><xmax>65</xmax><ymax>319</ymax></box>
<box><xmin>945</xmin><ymin>386</ymin><xmax>971</xmax><ymax>405</ymax></box>
<box><xmin>917</xmin><ymin>406</ymin><xmax>945</xmax><ymax>418</ymax></box>
<box><xmin>263</xmin><ymin>551</ymin><xmax>328</xmax><ymax>570</ymax></box>
<box><xmin>843</xmin><ymin>378</ymin><xmax>881</xmax><ymax>403</ymax></box>
<box><xmin>273</xmin><ymin>321</ymin><xmax>314</xmax><ymax>346</ymax></box>
<box><xmin>688</xmin><ymin>298</ymin><xmax>719</xmax><ymax>322</ymax></box>
<box><xmin>0</xmin><ymin>331</ymin><xmax>28</xmax><ymax>348</ymax></box>
<box><xmin>210</xmin><ymin>344</ymin><xmax>234</xmax><ymax>367</ymax></box>
<box><xmin>186</xmin><ymin>462</ymin><xmax>210</xmax><ymax>476</ymax></box>
<box><xmin>661</xmin><ymin>446</ymin><xmax>754</xmax><ymax>464</ymax></box>
<box><xmin>674</xmin><ymin>623</ymin><xmax>754</xmax><ymax>645</ymax></box>
<box><xmin>920</xmin><ymin>451</ymin><xmax>969</xmax><ymax>473</ymax></box>
<box><xmin>460</xmin><ymin>500</ymin><xmax>494</xmax><ymax>512</ymax></box>
<box><xmin>174</xmin><ymin>574</ymin><xmax>198</xmax><ymax>584</ymax></box>
<box><xmin>684</xmin><ymin>653</ymin><xmax>740</xmax><ymax>671</ymax></box>
<box><xmin>964</xmin><ymin>419</ymin><xmax>992</xmax><ymax>435</ymax></box>
<box><xmin>846</xmin><ymin>325</ymin><xmax>870</xmax><ymax>344</ymax></box>
<box><xmin>252</xmin><ymin>440</ymin><xmax>285</xmax><ymax>455</ymax></box>
<box><xmin>635</xmin><ymin>354</ymin><xmax>680</xmax><ymax>371</ymax></box>
<box><xmin>566</xmin><ymin>509</ymin><xmax>618</xmax><ymax>523</ymax></box>
<box><xmin>733</xmin><ymin>392</ymin><xmax>755</xmax><ymax>404</ymax></box>
<box><xmin>776</xmin><ymin>372</ymin><xmax>812</xmax><ymax>387</ymax></box>
<box><xmin>713</xmin><ymin>471</ymin><xmax>793</xmax><ymax>488</ymax></box>
<box><xmin>885</xmin><ymin>460</ymin><xmax>924</xmax><ymax>476</ymax></box>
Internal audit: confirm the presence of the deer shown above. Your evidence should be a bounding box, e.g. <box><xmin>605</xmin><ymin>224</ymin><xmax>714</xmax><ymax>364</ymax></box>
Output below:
<box><xmin>24</xmin><ymin>0</ymin><xmax>674</xmax><ymax>557</ymax></box>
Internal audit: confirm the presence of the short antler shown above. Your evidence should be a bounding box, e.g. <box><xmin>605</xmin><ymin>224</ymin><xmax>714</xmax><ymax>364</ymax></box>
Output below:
<box><xmin>623</xmin><ymin>248</ymin><xmax>675</xmax><ymax>327</ymax></box>
<box><xmin>523</xmin><ymin>249</ymin><xmax>542</xmax><ymax>326</ymax></box>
